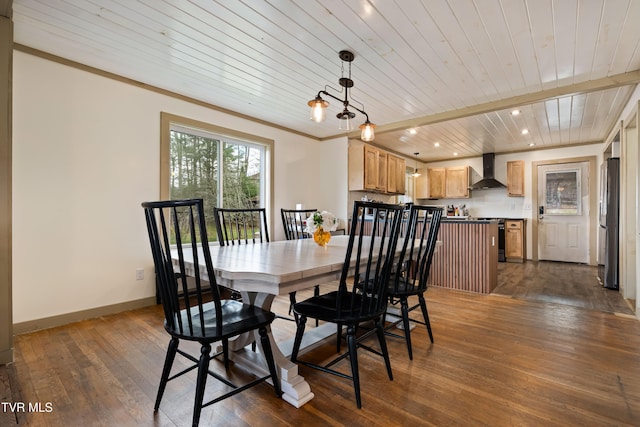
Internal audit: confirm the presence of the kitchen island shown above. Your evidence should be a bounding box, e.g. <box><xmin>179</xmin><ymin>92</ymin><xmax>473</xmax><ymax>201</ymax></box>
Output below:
<box><xmin>428</xmin><ymin>219</ymin><xmax>499</xmax><ymax>293</ymax></box>
<box><xmin>353</xmin><ymin>216</ymin><xmax>499</xmax><ymax>294</ymax></box>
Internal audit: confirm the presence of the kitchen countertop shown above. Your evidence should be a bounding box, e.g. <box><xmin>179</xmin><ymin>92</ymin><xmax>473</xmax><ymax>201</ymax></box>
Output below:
<box><xmin>441</xmin><ymin>218</ymin><xmax>500</xmax><ymax>223</ymax></box>
<box><xmin>361</xmin><ymin>216</ymin><xmax>501</xmax><ymax>224</ymax></box>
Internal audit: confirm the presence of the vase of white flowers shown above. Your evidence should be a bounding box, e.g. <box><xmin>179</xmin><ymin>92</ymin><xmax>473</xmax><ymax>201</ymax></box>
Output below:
<box><xmin>305</xmin><ymin>211</ymin><xmax>339</xmax><ymax>247</ymax></box>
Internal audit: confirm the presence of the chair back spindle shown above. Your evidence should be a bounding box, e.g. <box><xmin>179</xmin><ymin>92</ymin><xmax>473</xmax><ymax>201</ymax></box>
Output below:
<box><xmin>339</xmin><ymin>201</ymin><xmax>404</xmax><ymax>321</ymax></box>
<box><xmin>143</xmin><ymin>199</ymin><xmax>222</xmax><ymax>337</ymax></box>
<box><xmin>281</xmin><ymin>208</ymin><xmax>318</xmax><ymax>240</ymax></box>
<box><xmin>390</xmin><ymin>205</ymin><xmax>443</xmax><ymax>296</ymax></box>
<box><xmin>214</xmin><ymin>207</ymin><xmax>269</xmax><ymax>245</ymax></box>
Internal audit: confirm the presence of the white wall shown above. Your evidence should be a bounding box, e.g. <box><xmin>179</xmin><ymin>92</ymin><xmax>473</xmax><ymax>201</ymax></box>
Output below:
<box><xmin>418</xmin><ymin>145</ymin><xmax>604</xmax><ymax>259</ymax></box>
<box><xmin>12</xmin><ymin>51</ymin><xmax>345</xmax><ymax>324</ymax></box>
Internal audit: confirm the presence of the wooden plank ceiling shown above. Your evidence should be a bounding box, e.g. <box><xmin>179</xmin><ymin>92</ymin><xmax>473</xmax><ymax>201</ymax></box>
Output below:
<box><xmin>12</xmin><ymin>0</ymin><xmax>640</xmax><ymax>161</ymax></box>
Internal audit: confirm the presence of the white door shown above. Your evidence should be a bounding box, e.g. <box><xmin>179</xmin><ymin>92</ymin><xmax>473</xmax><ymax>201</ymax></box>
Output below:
<box><xmin>537</xmin><ymin>162</ymin><xmax>590</xmax><ymax>263</ymax></box>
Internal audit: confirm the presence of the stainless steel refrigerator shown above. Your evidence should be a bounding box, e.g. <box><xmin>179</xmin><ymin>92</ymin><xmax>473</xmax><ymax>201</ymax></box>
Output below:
<box><xmin>598</xmin><ymin>157</ymin><xmax>620</xmax><ymax>290</ymax></box>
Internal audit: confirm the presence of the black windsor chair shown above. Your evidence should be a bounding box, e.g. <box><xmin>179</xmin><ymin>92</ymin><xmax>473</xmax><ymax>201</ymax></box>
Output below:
<box><xmin>213</xmin><ymin>207</ymin><xmax>269</xmax><ymax>245</ymax></box>
<box><xmin>213</xmin><ymin>207</ymin><xmax>270</xmax><ymax>302</ymax></box>
<box><xmin>142</xmin><ymin>199</ymin><xmax>281</xmax><ymax>427</ymax></box>
<box><xmin>215</xmin><ymin>206</ymin><xmax>294</xmax><ymax>326</ymax></box>
<box><xmin>290</xmin><ymin>200</ymin><xmax>404</xmax><ymax>408</ymax></box>
<box><xmin>280</xmin><ymin>208</ymin><xmax>318</xmax><ymax>240</ymax></box>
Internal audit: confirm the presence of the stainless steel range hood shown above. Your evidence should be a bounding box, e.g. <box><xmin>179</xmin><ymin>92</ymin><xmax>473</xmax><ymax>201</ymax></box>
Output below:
<box><xmin>470</xmin><ymin>153</ymin><xmax>505</xmax><ymax>189</ymax></box>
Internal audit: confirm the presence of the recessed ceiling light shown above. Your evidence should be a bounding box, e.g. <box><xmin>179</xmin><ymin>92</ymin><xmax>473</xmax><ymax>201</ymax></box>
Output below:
<box><xmin>409</xmin><ymin>128</ymin><xmax>417</xmax><ymax>135</ymax></box>
<box><xmin>453</xmin><ymin>152</ymin><xmax>458</xmax><ymax>156</ymax></box>
<box><xmin>521</xmin><ymin>129</ymin><xmax>529</xmax><ymax>135</ymax></box>
<box><xmin>529</xmin><ymin>143</ymin><xmax>535</xmax><ymax>147</ymax></box>
<box><xmin>511</xmin><ymin>110</ymin><xmax>521</xmax><ymax>116</ymax></box>
<box><xmin>434</xmin><ymin>142</ymin><xmax>440</xmax><ymax>147</ymax></box>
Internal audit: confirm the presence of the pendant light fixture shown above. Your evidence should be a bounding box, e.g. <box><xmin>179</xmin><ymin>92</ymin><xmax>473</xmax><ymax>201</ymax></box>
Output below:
<box><xmin>411</xmin><ymin>152</ymin><xmax>421</xmax><ymax>177</ymax></box>
<box><xmin>308</xmin><ymin>50</ymin><xmax>376</xmax><ymax>142</ymax></box>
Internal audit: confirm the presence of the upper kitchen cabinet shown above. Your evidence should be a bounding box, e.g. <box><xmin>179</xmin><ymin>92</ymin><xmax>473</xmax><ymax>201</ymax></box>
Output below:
<box><xmin>349</xmin><ymin>142</ymin><xmax>380</xmax><ymax>191</ymax></box>
<box><xmin>506</xmin><ymin>160</ymin><xmax>525</xmax><ymax>197</ymax></box>
<box><xmin>446</xmin><ymin>166</ymin><xmax>470</xmax><ymax>198</ymax></box>
<box><xmin>416</xmin><ymin>167</ymin><xmax>445</xmax><ymax>198</ymax></box>
<box><xmin>387</xmin><ymin>154</ymin><xmax>406</xmax><ymax>194</ymax></box>
<box><xmin>415</xmin><ymin>166</ymin><xmax>469</xmax><ymax>199</ymax></box>
<box><xmin>348</xmin><ymin>141</ymin><xmax>406</xmax><ymax>195</ymax></box>
<box><xmin>377</xmin><ymin>151</ymin><xmax>388</xmax><ymax>192</ymax></box>
<box><xmin>362</xmin><ymin>144</ymin><xmax>379</xmax><ymax>190</ymax></box>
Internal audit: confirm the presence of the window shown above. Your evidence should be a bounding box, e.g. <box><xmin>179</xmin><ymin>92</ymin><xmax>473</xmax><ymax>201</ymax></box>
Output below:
<box><xmin>160</xmin><ymin>113</ymin><xmax>273</xmax><ymax>241</ymax></box>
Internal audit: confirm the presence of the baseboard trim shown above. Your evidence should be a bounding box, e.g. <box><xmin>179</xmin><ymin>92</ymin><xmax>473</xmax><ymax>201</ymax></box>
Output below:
<box><xmin>13</xmin><ymin>297</ymin><xmax>157</xmax><ymax>335</ymax></box>
<box><xmin>0</xmin><ymin>348</ymin><xmax>13</xmax><ymax>365</ymax></box>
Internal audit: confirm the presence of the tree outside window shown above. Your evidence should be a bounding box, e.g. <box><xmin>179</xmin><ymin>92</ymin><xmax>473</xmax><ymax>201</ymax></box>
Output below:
<box><xmin>161</xmin><ymin>113</ymin><xmax>271</xmax><ymax>242</ymax></box>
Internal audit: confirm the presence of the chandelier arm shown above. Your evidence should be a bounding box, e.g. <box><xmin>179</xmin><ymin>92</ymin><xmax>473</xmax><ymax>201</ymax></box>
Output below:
<box><xmin>319</xmin><ymin>90</ymin><xmax>370</xmax><ymax>121</ymax></box>
<box><xmin>323</xmin><ymin>84</ymin><xmax>346</xmax><ymax>96</ymax></box>
<box><xmin>346</xmin><ymin>101</ymin><xmax>369</xmax><ymax>121</ymax></box>
<box><xmin>319</xmin><ymin>90</ymin><xmax>343</xmax><ymax>105</ymax></box>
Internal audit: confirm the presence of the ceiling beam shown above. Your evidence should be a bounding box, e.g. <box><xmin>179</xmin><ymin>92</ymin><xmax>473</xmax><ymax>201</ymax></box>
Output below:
<box><xmin>347</xmin><ymin>69</ymin><xmax>640</xmax><ymax>139</ymax></box>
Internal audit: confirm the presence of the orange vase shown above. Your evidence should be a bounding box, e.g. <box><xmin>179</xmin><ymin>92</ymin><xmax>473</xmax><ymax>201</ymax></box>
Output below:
<box><xmin>313</xmin><ymin>227</ymin><xmax>331</xmax><ymax>247</ymax></box>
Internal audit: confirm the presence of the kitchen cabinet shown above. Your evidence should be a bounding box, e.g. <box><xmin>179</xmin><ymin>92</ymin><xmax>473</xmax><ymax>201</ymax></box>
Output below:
<box><xmin>348</xmin><ymin>143</ymin><xmax>380</xmax><ymax>191</ymax></box>
<box><xmin>387</xmin><ymin>154</ymin><xmax>406</xmax><ymax>194</ymax></box>
<box><xmin>362</xmin><ymin>144</ymin><xmax>379</xmax><ymax>190</ymax></box>
<box><xmin>415</xmin><ymin>167</ymin><xmax>444</xmax><ymax>198</ymax></box>
<box><xmin>348</xmin><ymin>141</ymin><xmax>406</xmax><ymax>194</ymax></box>
<box><xmin>427</xmin><ymin>168</ymin><xmax>446</xmax><ymax>198</ymax></box>
<box><xmin>507</xmin><ymin>160</ymin><xmax>525</xmax><ymax>197</ymax></box>
<box><xmin>505</xmin><ymin>219</ymin><xmax>525</xmax><ymax>262</ymax></box>
<box><xmin>445</xmin><ymin>166</ymin><xmax>470</xmax><ymax>198</ymax></box>
<box><xmin>377</xmin><ymin>151</ymin><xmax>388</xmax><ymax>192</ymax></box>
<box><xmin>415</xmin><ymin>166</ymin><xmax>469</xmax><ymax>199</ymax></box>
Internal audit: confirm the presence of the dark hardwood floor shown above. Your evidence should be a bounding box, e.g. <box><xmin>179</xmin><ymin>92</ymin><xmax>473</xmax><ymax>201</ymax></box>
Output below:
<box><xmin>2</xmin><ymin>261</ymin><xmax>640</xmax><ymax>426</ymax></box>
<box><xmin>493</xmin><ymin>261</ymin><xmax>635</xmax><ymax>315</ymax></box>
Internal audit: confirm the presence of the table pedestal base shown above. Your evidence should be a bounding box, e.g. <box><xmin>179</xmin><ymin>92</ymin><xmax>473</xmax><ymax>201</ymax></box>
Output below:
<box><xmin>222</xmin><ymin>291</ymin><xmax>339</xmax><ymax>407</ymax></box>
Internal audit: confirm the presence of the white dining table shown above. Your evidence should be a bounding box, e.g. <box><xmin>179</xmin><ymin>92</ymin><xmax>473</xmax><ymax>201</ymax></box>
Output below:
<box><xmin>175</xmin><ymin>235</ymin><xmax>358</xmax><ymax>408</ymax></box>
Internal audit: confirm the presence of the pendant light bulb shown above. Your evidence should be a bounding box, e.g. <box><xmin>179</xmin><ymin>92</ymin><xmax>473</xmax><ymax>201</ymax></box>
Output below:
<box><xmin>338</xmin><ymin>116</ymin><xmax>352</xmax><ymax>131</ymax></box>
<box><xmin>337</xmin><ymin>108</ymin><xmax>355</xmax><ymax>131</ymax></box>
<box><xmin>308</xmin><ymin>96</ymin><xmax>328</xmax><ymax>122</ymax></box>
<box><xmin>360</xmin><ymin>120</ymin><xmax>376</xmax><ymax>142</ymax></box>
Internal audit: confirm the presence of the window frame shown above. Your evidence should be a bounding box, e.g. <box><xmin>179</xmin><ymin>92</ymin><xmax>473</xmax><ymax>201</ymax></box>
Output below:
<box><xmin>160</xmin><ymin>112</ymin><xmax>274</xmax><ymax>234</ymax></box>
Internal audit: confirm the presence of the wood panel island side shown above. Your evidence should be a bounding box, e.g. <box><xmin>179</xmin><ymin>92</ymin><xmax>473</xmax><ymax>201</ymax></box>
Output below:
<box><xmin>428</xmin><ymin>219</ymin><xmax>499</xmax><ymax>293</ymax></box>
<box><xmin>355</xmin><ymin>217</ymin><xmax>499</xmax><ymax>294</ymax></box>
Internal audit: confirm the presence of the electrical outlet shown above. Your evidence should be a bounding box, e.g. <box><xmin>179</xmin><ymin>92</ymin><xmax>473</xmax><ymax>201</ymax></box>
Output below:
<box><xmin>135</xmin><ymin>268</ymin><xmax>144</xmax><ymax>281</ymax></box>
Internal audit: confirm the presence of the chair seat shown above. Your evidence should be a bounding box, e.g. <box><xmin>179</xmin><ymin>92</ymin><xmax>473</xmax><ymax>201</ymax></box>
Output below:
<box><xmin>387</xmin><ymin>281</ymin><xmax>423</xmax><ymax>296</ymax></box>
<box><xmin>293</xmin><ymin>291</ymin><xmax>382</xmax><ymax>324</ymax></box>
<box><xmin>169</xmin><ymin>300</ymin><xmax>276</xmax><ymax>341</ymax></box>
